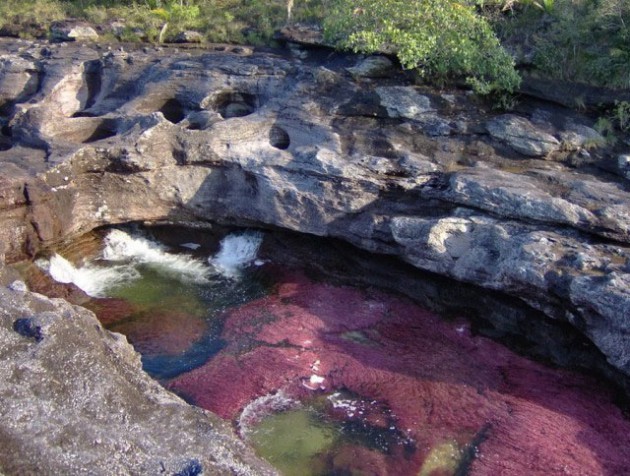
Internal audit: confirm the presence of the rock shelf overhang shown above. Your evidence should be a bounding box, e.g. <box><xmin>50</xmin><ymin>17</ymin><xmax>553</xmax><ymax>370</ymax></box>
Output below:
<box><xmin>1</xmin><ymin>37</ymin><xmax>630</xmax><ymax>472</ymax></box>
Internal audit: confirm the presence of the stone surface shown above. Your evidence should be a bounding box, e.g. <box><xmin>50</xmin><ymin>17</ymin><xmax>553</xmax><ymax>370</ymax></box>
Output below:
<box><xmin>0</xmin><ymin>284</ymin><xmax>275</xmax><ymax>475</ymax></box>
<box><xmin>0</xmin><ymin>37</ymin><xmax>629</xmax><ymax>470</ymax></box>
<box><xmin>174</xmin><ymin>31</ymin><xmax>204</xmax><ymax>44</ymax></box>
<box><xmin>486</xmin><ymin>114</ymin><xmax>561</xmax><ymax>157</ymax></box>
<box><xmin>346</xmin><ymin>55</ymin><xmax>395</xmax><ymax>78</ymax></box>
<box><xmin>50</xmin><ymin>22</ymin><xmax>99</xmax><ymax>42</ymax></box>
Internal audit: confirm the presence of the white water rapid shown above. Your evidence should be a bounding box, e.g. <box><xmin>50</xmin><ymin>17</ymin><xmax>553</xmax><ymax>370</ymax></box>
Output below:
<box><xmin>102</xmin><ymin>229</ymin><xmax>211</xmax><ymax>283</ymax></box>
<box><xmin>209</xmin><ymin>231</ymin><xmax>264</xmax><ymax>278</ymax></box>
<box><xmin>38</xmin><ymin>253</ymin><xmax>141</xmax><ymax>298</ymax></box>
<box><xmin>40</xmin><ymin>229</ymin><xmax>214</xmax><ymax>297</ymax></box>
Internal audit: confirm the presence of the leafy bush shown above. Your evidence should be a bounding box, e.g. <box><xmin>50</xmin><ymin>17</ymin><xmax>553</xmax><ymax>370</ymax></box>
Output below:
<box><xmin>323</xmin><ymin>0</ymin><xmax>521</xmax><ymax>94</ymax></box>
<box><xmin>489</xmin><ymin>0</ymin><xmax>630</xmax><ymax>89</ymax></box>
<box><xmin>1</xmin><ymin>0</ymin><xmax>627</xmax><ymax>94</ymax></box>
<box><xmin>0</xmin><ymin>0</ymin><xmax>66</xmax><ymax>38</ymax></box>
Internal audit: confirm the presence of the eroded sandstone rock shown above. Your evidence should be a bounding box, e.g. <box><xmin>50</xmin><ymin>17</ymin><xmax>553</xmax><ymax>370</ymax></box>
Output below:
<box><xmin>486</xmin><ymin>114</ymin><xmax>561</xmax><ymax>157</ymax></box>
<box><xmin>50</xmin><ymin>22</ymin><xmax>99</xmax><ymax>42</ymax></box>
<box><xmin>0</xmin><ymin>282</ymin><xmax>276</xmax><ymax>475</ymax></box>
<box><xmin>0</xmin><ymin>38</ymin><xmax>629</xmax><ymax>405</ymax></box>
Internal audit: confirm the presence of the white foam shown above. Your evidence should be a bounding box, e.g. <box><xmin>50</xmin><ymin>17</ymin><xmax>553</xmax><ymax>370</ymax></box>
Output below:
<box><xmin>40</xmin><ymin>254</ymin><xmax>140</xmax><ymax>298</ymax></box>
<box><xmin>41</xmin><ymin>229</ymin><xmax>214</xmax><ymax>297</ymax></box>
<box><xmin>238</xmin><ymin>390</ymin><xmax>299</xmax><ymax>438</ymax></box>
<box><xmin>209</xmin><ymin>231</ymin><xmax>264</xmax><ymax>278</ymax></box>
<box><xmin>102</xmin><ymin>229</ymin><xmax>210</xmax><ymax>283</ymax></box>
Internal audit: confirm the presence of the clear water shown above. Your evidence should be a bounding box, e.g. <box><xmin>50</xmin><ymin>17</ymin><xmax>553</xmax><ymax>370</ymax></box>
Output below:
<box><xmin>38</xmin><ymin>226</ymin><xmax>630</xmax><ymax>476</ymax></box>
<box><xmin>244</xmin><ymin>391</ymin><xmax>421</xmax><ymax>476</ymax></box>
<box><xmin>39</xmin><ymin>228</ymin><xmax>271</xmax><ymax>380</ymax></box>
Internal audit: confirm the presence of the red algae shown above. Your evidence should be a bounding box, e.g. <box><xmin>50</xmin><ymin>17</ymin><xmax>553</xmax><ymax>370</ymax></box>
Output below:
<box><xmin>167</xmin><ymin>269</ymin><xmax>630</xmax><ymax>475</ymax></box>
<box><xmin>109</xmin><ymin>310</ymin><xmax>208</xmax><ymax>356</ymax></box>
<box><xmin>86</xmin><ymin>297</ymin><xmax>138</xmax><ymax>326</ymax></box>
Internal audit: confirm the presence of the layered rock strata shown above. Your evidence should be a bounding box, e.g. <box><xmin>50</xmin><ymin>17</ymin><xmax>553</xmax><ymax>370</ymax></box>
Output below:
<box><xmin>1</xmin><ymin>37</ymin><xmax>630</xmax><ymax>472</ymax></box>
<box><xmin>1</xmin><ymin>38</ymin><xmax>629</xmax><ymax>377</ymax></box>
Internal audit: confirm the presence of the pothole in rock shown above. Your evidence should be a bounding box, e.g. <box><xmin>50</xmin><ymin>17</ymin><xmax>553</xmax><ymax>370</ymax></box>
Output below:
<box><xmin>23</xmin><ymin>224</ymin><xmax>630</xmax><ymax>476</ymax></box>
<box><xmin>56</xmin><ymin>118</ymin><xmax>118</xmax><ymax>144</ymax></box>
<box><xmin>83</xmin><ymin>119</ymin><xmax>118</xmax><ymax>143</ymax></box>
<box><xmin>269</xmin><ymin>125</ymin><xmax>290</xmax><ymax>150</ymax></box>
<box><xmin>0</xmin><ymin>123</ymin><xmax>12</xmax><ymax>151</ymax></box>
<box><xmin>159</xmin><ymin>98</ymin><xmax>187</xmax><ymax>124</ymax></box>
<box><xmin>211</xmin><ymin>91</ymin><xmax>257</xmax><ymax>119</ymax></box>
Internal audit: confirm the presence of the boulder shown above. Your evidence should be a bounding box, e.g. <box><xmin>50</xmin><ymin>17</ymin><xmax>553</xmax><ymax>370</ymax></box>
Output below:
<box><xmin>50</xmin><ymin>22</ymin><xmax>99</xmax><ymax>42</ymax></box>
<box><xmin>486</xmin><ymin>114</ymin><xmax>560</xmax><ymax>157</ymax></box>
<box><xmin>346</xmin><ymin>55</ymin><xmax>395</xmax><ymax>78</ymax></box>
<box><xmin>275</xmin><ymin>24</ymin><xmax>327</xmax><ymax>47</ymax></box>
<box><xmin>174</xmin><ymin>30</ymin><xmax>204</xmax><ymax>44</ymax></box>
<box><xmin>375</xmin><ymin>86</ymin><xmax>434</xmax><ymax>120</ymax></box>
<box><xmin>0</xmin><ymin>283</ymin><xmax>276</xmax><ymax>475</ymax></box>
<box><xmin>559</xmin><ymin>123</ymin><xmax>605</xmax><ymax>149</ymax></box>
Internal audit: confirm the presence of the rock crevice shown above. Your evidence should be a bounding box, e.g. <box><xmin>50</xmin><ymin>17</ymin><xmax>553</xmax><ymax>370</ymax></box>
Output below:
<box><xmin>1</xmin><ymin>40</ymin><xmax>630</xmax><ymax>473</ymax></box>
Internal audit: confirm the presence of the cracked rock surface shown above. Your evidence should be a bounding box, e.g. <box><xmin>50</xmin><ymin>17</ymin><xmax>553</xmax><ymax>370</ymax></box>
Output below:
<box><xmin>0</xmin><ymin>271</ymin><xmax>276</xmax><ymax>475</ymax></box>
<box><xmin>1</xmin><ymin>37</ymin><xmax>630</xmax><ymax>471</ymax></box>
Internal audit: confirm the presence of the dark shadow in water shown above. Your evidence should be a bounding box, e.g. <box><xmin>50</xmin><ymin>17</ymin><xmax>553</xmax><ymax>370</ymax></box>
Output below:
<box><xmin>142</xmin><ymin>330</ymin><xmax>226</xmax><ymax>380</ymax></box>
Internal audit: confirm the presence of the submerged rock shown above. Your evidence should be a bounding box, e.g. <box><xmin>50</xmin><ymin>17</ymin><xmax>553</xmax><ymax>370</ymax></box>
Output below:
<box><xmin>167</xmin><ymin>270</ymin><xmax>630</xmax><ymax>475</ymax></box>
<box><xmin>0</xmin><ymin>35</ymin><xmax>630</xmax><ymax>472</ymax></box>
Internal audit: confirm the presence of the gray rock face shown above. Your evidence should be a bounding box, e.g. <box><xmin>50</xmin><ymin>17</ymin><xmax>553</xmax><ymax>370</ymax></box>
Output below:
<box><xmin>1</xmin><ymin>37</ymin><xmax>630</xmax><ymax>470</ymax></box>
<box><xmin>174</xmin><ymin>30</ymin><xmax>204</xmax><ymax>44</ymax></box>
<box><xmin>619</xmin><ymin>154</ymin><xmax>630</xmax><ymax>179</ymax></box>
<box><xmin>0</xmin><ymin>284</ymin><xmax>276</xmax><ymax>475</ymax></box>
<box><xmin>346</xmin><ymin>55</ymin><xmax>395</xmax><ymax>78</ymax></box>
<box><xmin>50</xmin><ymin>22</ymin><xmax>99</xmax><ymax>42</ymax></box>
<box><xmin>486</xmin><ymin>114</ymin><xmax>561</xmax><ymax>157</ymax></box>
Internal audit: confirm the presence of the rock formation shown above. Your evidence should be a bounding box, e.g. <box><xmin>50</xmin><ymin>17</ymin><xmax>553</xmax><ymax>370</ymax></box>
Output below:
<box><xmin>1</xmin><ymin>36</ymin><xmax>630</xmax><ymax>472</ymax></box>
<box><xmin>0</xmin><ymin>268</ymin><xmax>275</xmax><ymax>475</ymax></box>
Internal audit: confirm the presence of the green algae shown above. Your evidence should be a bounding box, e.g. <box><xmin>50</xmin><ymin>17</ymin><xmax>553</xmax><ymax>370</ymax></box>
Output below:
<box><xmin>249</xmin><ymin>408</ymin><xmax>338</xmax><ymax>476</ymax></box>
<box><xmin>418</xmin><ymin>440</ymin><xmax>464</xmax><ymax>476</ymax></box>
<box><xmin>109</xmin><ymin>268</ymin><xmax>205</xmax><ymax>313</ymax></box>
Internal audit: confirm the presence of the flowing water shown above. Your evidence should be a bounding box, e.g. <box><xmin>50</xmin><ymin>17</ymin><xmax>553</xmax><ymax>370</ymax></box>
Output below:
<box><xmin>36</xmin><ymin>226</ymin><xmax>630</xmax><ymax>475</ymax></box>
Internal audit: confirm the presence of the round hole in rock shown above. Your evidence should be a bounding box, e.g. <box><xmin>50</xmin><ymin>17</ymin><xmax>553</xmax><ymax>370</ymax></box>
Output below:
<box><xmin>159</xmin><ymin>98</ymin><xmax>187</xmax><ymax>124</ymax></box>
<box><xmin>72</xmin><ymin>111</ymin><xmax>99</xmax><ymax>118</ymax></box>
<box><xmin>214</xmin><ymin>92</ymin><xmax>256</xmax><ymax>119</ymax></box>
<box><xmin>269</xmin><ymin>126</ymin><xmax>290</xmax><ymax>150</ymax></box>
<box><xmin>83</xmin><ymin>119</ymin><xmax>118</xmax><ymax>143</ymax></box>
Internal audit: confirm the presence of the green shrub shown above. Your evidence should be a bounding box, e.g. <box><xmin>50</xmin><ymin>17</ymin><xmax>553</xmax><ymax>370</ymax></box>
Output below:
<box><xmin>323</xmin><ymin>0</ymin><xmax>521</xmax><ymax>95</ymax></box>
<box><xmin>490</xmin><ymin>0</ymin><xmax>630</xmax><ymax>89</ymax></box>
<box><xmin>0</xmin><ymin>0</ymin><xmax>66</xmax><ymax>38</ymax></box>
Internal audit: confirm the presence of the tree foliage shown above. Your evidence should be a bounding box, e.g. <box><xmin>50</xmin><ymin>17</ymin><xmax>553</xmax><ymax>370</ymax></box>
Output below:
<box><xmin>323</xmin><ymin>0</ymin><xmax>521</xmax><ymax>94</ymax></box>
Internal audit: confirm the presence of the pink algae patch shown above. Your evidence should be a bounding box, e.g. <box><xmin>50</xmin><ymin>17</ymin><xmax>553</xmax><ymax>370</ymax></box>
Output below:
<box><xmin>167</xmin><ymin>270</ymin><xmax>630</xmax><ymax>475</ymax></box>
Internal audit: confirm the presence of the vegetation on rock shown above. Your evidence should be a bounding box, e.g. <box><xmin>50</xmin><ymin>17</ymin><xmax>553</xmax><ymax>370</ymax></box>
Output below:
<box><xmin>486</xmin><ymin>0</ymin><xmax>630</xmax><ymax>89</ymax></box>
<box><xmin>0</xmin><ymin>0</ymin><xmax>627</xmax><ymax>95</ymax></box>
<box><xmin>323</xmin><ymin>0</ymin><xmax>520</xmax><ymax>94</ymax></box>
